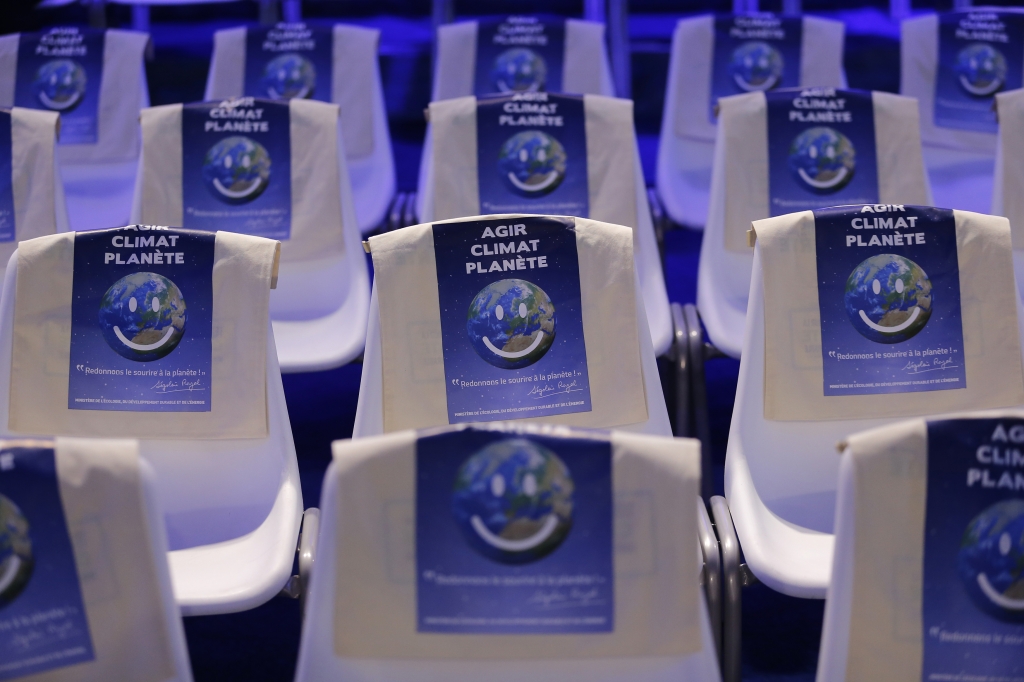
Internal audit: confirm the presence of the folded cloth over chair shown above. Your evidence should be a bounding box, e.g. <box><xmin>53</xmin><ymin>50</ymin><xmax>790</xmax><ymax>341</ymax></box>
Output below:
<box><xmin>0</xmin><ymin>437</ymin><xmax>175</xmax><ymax>682</ymax></box>
<box><xmin>433</xmin><ymin>18</ymin><xmax>610</xmax><ymax>100</ymax></box>
<box><xmin>1</xmin><ymin>108</ymin><xmax>62</xmax><ymax>268</ymax></box>
<box><xmin>205</xmin><ymin>23</ymin><xmax>377</xmax><ymax>160</ymax></box>
<box><xmin>752</xmin><ymin>206</ymin><xmax>1024</xmax><ymax>421</ymax></box>
<box><xmin>328</xmin><ymin>424</ymin><xmax>701</xmax><ymax>659</ymax></box>
<box><xmin>428</xmin><ymin>94</ymin><xmax>636</xmax><ymax>229</ymax></box>
<box><xmin>993</xmin><ymin>88</ymin><xmax>1024</xmax><ymax>249</ymax></box>
<box><xmin>0</xmin><ymin>28</ymin><xmax>149</xmax><ymax>164</ymax></box>
<box><xmin>8</xmin><ymin>227</ymin><xmax>279</xmax><ymax>439</ymax></box>
<box><xmin>718</xmin><ymin>89</ymin><xmax>929</xmax><ymax>253</ymax></box>
<box><xmin>368</xmin><ymin>215</ymin><xmax>647</xmax><ymax>432</ymax></box>
<box><xmin>137</xmin><ymin>98</ymin><xmax>345</xmax><ymax>264</ymax></box>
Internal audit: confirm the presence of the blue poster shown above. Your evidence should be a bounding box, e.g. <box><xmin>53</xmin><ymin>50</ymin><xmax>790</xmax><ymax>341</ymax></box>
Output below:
<box><xmin>814</xmin><ymin>205</ymin><xmax>966</xmax><ymax>396</ymax></box>
<box><xmin>432</xmin><ymin>216</ymin><xmax>592</xmax><ymax>423</ymax></box>
<box><xmin>182</xmin><ymin>98</ymin><xmax>292</xmax><ymax>240</ymax></box>
<box><xmin>922</xmin><ymin>418</ymin><xmax>1024</xmax><ymax>681</ymax></box>
<box><xmin>14</xmin><ymin>28</ymin><xmax>104</xmax><ymax>145</ymax></box>
<box><xmin>416</xmin><ymin>427</ymin><xmax>613</xmax><ymax>633</ymax></box>
<box><xmin>243</xmin><ymin>22</ymin><xmax>333</xmax><ymax>103</ymax></box>
<box><xmin>68</xmin><ymin>226</ymin><xmax>214</xmax><ymax>412</ymax></box>
<box><xmin>0</xmin><ymin>112</ymin><xmax>13</xmax><ymax>243</ymax></box>
<box><xmin>766</xmin><ymin>88</ymin><xmax>879</xmax><ymax>217</ymax></box>
<box><xmin>710</xmin><ymin>14</ymin><xmax>802</xmax><ymax>123</ymax></box>
<box><xmin>935</xmin><ymin>11</ymin><xmax>1024</xmax><ymax>134</ymax></box>
<box><xmin>474</xmin><ymin>16</ymin><xmax>565</xmax><ymax>96</ymax></box>
<box><xmin>476</xmin><ymin>92</ymin><xmax>589</xmax><ymax>217</ymax></box>
<box><xmin>0</xmin><ymin>445</ymin><xmax>94</xmax><ymax>680</ymax></box>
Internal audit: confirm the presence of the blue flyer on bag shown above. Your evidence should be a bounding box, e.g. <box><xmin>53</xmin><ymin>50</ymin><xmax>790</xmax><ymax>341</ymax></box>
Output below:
<box><xmin>710</xmin><ymin>14</ymin><xmax>802</xmax><ymax>124</ymax></box>
<box><xmin>14</xmin><ymin>27</ymin><xmax>104</xmax><ymax>145</ymax></box>
<box><xmin>182</xmin><ymin>98</ymin><xmax>292</xmax><ymax>240</ymax></box>
<box><xmin>766</xmin><ymin>88</ymin><xmax>879</xmax><ymax>216</ymax></box>
<box><xmin>432</xmin><ymin>216</ymin><xmax>592</xmax><ymax>423</ymax></box>
<box><xmin>0</xmin><ymin>445</ymin><xmax>94</xmax><ymax>680</ymax></box>
<box><xmin>476</xmin><ymin>92</ymin><xmax>589</xmax><ymax>217</ymax></box>
<box><xmin>814</xmin><ymin>205</ymin><xmax>966</xmax><ymax>397</ymax></box>
<box><xmin>243</xmin><ymin>22</ymin><xmax>333</xmax><ymax>103</ymax></box>
<box><xmin>68</xmin><ymin>226</ymin><xmax>214</xmax><ymax>412</ymax></box>
<box><xmin>475</xmin><ymin>16</ymin><xmax>565</xmax><ymax>96</ymax></box>
<box><xmin>935</xmin><ymin>11</ymin><xmax>1024</xmax><ymax>134</ymax></box>
<box><xmin>921</xmin><ymin>418</ymin><xmax>1024</xmax><ymax>681</ymax></box>
<box><xmin>0</xmin><ymin>112</ymin><xmax>14</xmax><ymax>243</ymax></box>
<box><xmin>416</xmin><ymin>427</ymin><xmax>613</xmax><ymax>634</ymax></box>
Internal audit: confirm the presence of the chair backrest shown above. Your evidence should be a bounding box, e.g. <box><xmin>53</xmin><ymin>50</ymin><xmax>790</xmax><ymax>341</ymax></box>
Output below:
<box><xmin>698</xmin><ymin>88</ymin><xmax>930</xmax><ymax>356</ymax></box>
<box><xmin>0</xmin><ymin>437</ymin><xmax>192</xmax><ymax>681</ymax></box>
<box><xmin>0</xmin><ymin>236</ymin><xmax>302</xmax><ymax>614</ymax></box>
<box><xmin>353</xmin><ymin>215</ymin><xmax>672</xmax><ymax>438</ymax></box>
<box><xmin>294</xmin><ymin>424</ymin><xmax>720</xmax><ymax>682</ymax></box>
<box><xmin>418</xmin><ymin>93</ymin><xmax>672</xmax><ymax>355</ymax></box>
<box><xmin>432</xmin><ymin>17</ymin><xmax>614</xmax><ymax>101</ymax></box>
<box><xmin>818</xmin><ymin>413</ymin><xmax>1024</xmax><ymax>682</ymax></box>
<box><xmin>655</xmin><ymin>13</ymin><xmax>846</xmax><ymax>228</ymax></box>
<box><xmin>205</xmin><ymin>23</ymin><xmax>394</xmax><ymax>232</ymax></box>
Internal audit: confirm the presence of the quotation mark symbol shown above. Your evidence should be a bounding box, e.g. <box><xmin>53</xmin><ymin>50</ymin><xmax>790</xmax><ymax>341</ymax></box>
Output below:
<box><xmin>828</xmin><ymin>351</ymin><xmax>836</xmax><ymax>358</ymax></box>
<box><xmin>76</xmin><ymin>364</ymin><xmax>84</xmax><ymax>371</ymax></box>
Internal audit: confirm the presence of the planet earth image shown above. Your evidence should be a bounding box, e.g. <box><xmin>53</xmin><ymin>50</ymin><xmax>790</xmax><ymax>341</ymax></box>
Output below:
<box><xmin>0</xmin><ymin>493</ymin><xmax>33</xmax><ymax>609</ymax></box>
<box><xmin>491</xmin><ymin>47</ymin><xmax>548</xmax><ymax>93</ymax></box>
<box><xmin>451</xmin><ymin>438</ymin><xmax>574</xmax><ymax>564</ymax></box>
<box><xmin>466</xmin><ymin>278</ymin><xmax>555</xmax><ymax>369</ymax></box>
<box><xmin>957</xmin><ymin>499</ymin><xmax>1024</xmax><ymax>621</ymax></box>
<box><xmin>789</xmin><ymin>127</ymin><xmax>856</xmax><ymax>193</ymax></box>
<box><xmin>844</xmin><ymin>254</ymin><xmax>932</xmax><ymax>344</ymax></box>
<box><xmin>261</xmin><ymin>53</ymin><xmax>316</xmax><ymax>100</ymax></box>
<box><xmin>202</xmin><ymin>136</ymin><xmax>272</xmax><ymax>204</ymax></box>
<box><xmin>729</xmin><ymin>41</ymin><xmax>784</xmax><ymax>92</ymax></box>
<box><xmin>32</xmin><ymin>59</ymin><xmax>87</xmax><ymax>112</ymax></box>
<box><xmin>956</xmin><ymin>43</ymin><xmax>1007</xmax><ymax>97</ymax></box>
<box><xmin>99</xmin><ymin>272</ymin><xmax>187</xmax><ymax>362</ymax></box>
<box><xmin>498</xmin><ymin>130</ymin><xmax>567</xmax><ymax>197</ymax></box>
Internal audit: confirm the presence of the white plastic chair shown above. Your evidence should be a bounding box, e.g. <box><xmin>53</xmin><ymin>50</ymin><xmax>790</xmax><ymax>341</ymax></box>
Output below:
<box><xmin>204</xmin><ymin>24</ymin><xmax>395</xmax><ymax>234</ymax></box>
<box><xmin>293</xmin><ymin>427</ymin><xmax>722</xmax><ymax>682</ymax></box>
<box><xmin>130</xmin><ymin>106</ymin><xmax>370</xmax><ymax>373</ymax></box>
<box><xmin>415</xmin><ymin>97</ymin><xmax>672</xmax><ymax>357</ymax></box>
<box><xmin>901</xmin><ymin>12</ymin><xmax>1001</xmax><ymax>214</ymax></box>
<box><xmin>992</xmin><ymin>87</ymin><xmax>1024</xmax><ymax>301</ymax></box>
<box><xmin>0</xmin><ymin>251</ymin><xmax>310</xmax><ymax>616</ymax></box>
<box><xmin>656</xmin><ymin>14</ymin><xmax>846</xmax><ymax>229</ymax></box>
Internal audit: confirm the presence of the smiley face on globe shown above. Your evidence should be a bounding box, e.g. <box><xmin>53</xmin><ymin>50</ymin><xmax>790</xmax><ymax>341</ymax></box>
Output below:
<box><xmin>789</xmin><ymin>127</ymin><xmax>856</xmax><ymax>193</ymax></box>
<box><xmin>498</xmin><ymin>130</ymin><xmax>567</xmax><ymax>197</ymax></box>
<box><xmin>956</xmin><ymin>43</ymin><xmax>1007</xmax><ymax>97</ymax></box>
<box><xmin>844</xmin><ymin>254</ymin><xmax>932</xmax><ymax>343</ymax></box>
<box><xmin>202</xmin><ymin>136</ymin><xmax>272</xmax><ymax>204</ymax></box>
<box><xmin>466</xmin><ymin>279</ymin><xmax>555</xmax><ymax>369</ymax></box>
<box><xmin>0</xmin><ymin>493</ymin><xmax>33</xmax><ymax>609</ymax></box>
<box><xmin>261</xmin><ymin>53</ymin><xmax>317</xmax><ymax>100</ymax></box>
<box><xmin>99</xmin><ymin>272</ymin><xmax>187</xmax><ymax>362</ymax></box>
<box><xmin>957</xmin><ymin>499</ymin><xmax>1024</xmax><ymax>621</ymax></box>
<box><xmin>32</xmin><ymin>59</ymin><xmax>87</xmax><ymax>112</ymax></box>
<box><xmin>451</xmin><ymin>438</ymin><xmax>574</xmax><ymax>564</ymax></box>
<box><xmin>729</xmin><ymin>41</ymin><xmax>784</xmax><ymax>92</ymax></box>
<box><xmin>491</xmin><ymin>48</ymin><xmax>548</xmax><ymax>93</ymax></box>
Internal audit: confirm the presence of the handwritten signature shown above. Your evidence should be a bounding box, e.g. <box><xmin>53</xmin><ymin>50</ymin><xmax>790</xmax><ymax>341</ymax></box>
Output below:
<box><xmin>527</xmin><ymin>380</ymin><xmax>583</xmax><ymax>400</ymax></box>
<box><xmin>527</xmin><ymin>588</ymin><xmax>604</xmax><ymax>610</ymax></box>
<box><xmin>901</xmin><ymin>358</ymin><xmax>958</xmax><ymax>374</ymax></box>
<box><xmin>151</xmin><ymin>378</ymin><xmax>205</xmax><ymax>393</ymax></box>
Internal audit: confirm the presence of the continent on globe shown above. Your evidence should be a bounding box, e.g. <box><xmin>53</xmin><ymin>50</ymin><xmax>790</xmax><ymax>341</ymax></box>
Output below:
<box><xmin>956</xmin><ymin>43</ymin><xmax>1008</xmax><ymax>96</ymax></box>
<box><xmin>261</xmin><ymin>53</ymin><xmax>317</xmax><ymax>100</ymax></box>
<box><xmin>730</xmin><ymin>41</ymin><xmax>784</xmax><ymax>92</ymax></box>
<box><xmin>99</xmin><ymin>272</ymin><xmax>187</xmax><ymax>362</ymax></box>
<box><xmin>0</xmin><ymin>493</ymin><xmax>33</xmax><ymax>609</ymax></box>
<box><xmin>202</xmin><ymin>136</ymin><xmax>272</xmax><ymax>204</ymax></box>
<box><xmin>788</xmin><ymin>126</ymin><xmax>856</xmax><ymax>193</ymax></box>
<box><xmin>451</xmin><ymin>438</ymin><xmax>574</xmax><ymax>564</ymax></box>
<box><xmin>844</xmin><ymin>253</ymin><xmax>933</xmax><ymax>343</ymax></box>
<box><xmin>498</xmin><ymin>130</ymin><xmax>567</xmax><ymax>197</ymax></box>
<box><xmin>466</xmin><ymin>278</ymin><xmax>556</xmax><ymax>369</ymax></box>
<box><xmin>33</xmin><ymin>59</ymin><xmax>87</xmax><ymax>112</ymax></box>
<box><xmin>492</xmin><ymin>47</ymin><xmax>548</xmax><ymax>93</ymax></box>
<box><xmin>957</xmin><ymin>499</ymin><xmax>1024</xmax><ymax>621</ymax></box>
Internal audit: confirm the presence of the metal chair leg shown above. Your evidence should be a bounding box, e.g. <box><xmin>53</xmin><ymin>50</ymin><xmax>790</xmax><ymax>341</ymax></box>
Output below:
<box><xmin>710</xmin><ymin>496</ymin><xmax>743</xmax><ymax>682</ymax></box>
<box><xmin>697</xmin><ymin>499</ymin><xmax>722</xmax><ymax>658</ymax></box>
<box><xmin>279</xmin><ymin>507</ymin><xmax>320</xmax><ymax>617</ymax></box>
<box><xmin>402</xmin><ymin>191</ymin><xmax>418</xmax><ymax>228</ymax></box>
<box><xmin>683</xmin><ymin>303</ymin><xmax>716</xmax><ymax>502</ymax></box>
<box><xmin>670</xmin><ymin>303</ymin><xmax>691</xmax><ymax>440</ymax></box>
